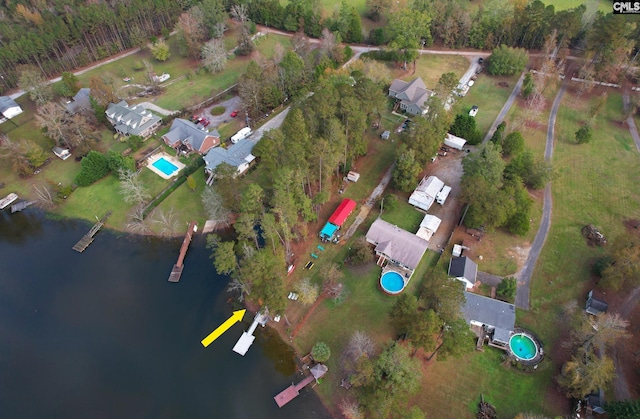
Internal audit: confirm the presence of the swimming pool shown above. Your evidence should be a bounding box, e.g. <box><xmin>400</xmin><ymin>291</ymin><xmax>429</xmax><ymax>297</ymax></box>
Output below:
<box><xmin>152</xmin><ymin>157</ymin><xmax>179</xmax><ymax>176</ymax></box>
<box><xmin>509</xmin><ymin>333</ymin><xmax>538</xmax><ymax>361</ymax></box>
<box><xmin>380</xmin><ymin>271</ymin><xmax>405</xmax><ymax>295</ymax></box>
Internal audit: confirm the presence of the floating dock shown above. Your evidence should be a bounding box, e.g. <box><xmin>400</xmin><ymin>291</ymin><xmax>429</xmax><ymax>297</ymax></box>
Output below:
<box><xmin>274</xmin><ymin>364</ymin><xmax>328</xmax><ymax>408</ymax></box>
<box><xmin>11</xmin><ymin>200</ymin><xmax>36</xmax><ymax>213</ymax></box>
<box><xmin>233</xmin><ymin>311</ymin><xmax>268</xmax><ymax>356</ymax></box>
<box><xmin>168</xmin><ymin>220</ymin><xmax>198</xmax><ymax>282</ymax></box>
<box><xmin>72</xmin><ymin>211</ymin><xmax>112</xmax><ymax>252</ymax></box>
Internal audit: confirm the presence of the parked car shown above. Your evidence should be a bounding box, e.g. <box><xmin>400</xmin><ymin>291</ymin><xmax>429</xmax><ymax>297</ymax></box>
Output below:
<box><xmin>478</xmin><ymin>57</ymin><xmax>484</xmax><ymax>64</ymax></box>
<box><xmin>230</xmin><ymin>110</ymin><xmax>239</xmax><ymax>118</ymax></box>
<box><xmin>201</xmin><ymin>119</ymin><xmax>210</xmax><ymax>127</ymax></box>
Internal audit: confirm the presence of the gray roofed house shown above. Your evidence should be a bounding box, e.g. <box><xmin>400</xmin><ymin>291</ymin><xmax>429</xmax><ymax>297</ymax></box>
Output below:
<box><xmin>0</xmin><ymin>96</ymin><xmax>23</xmax><ymax>121</ymax></box>
<box><xmin>365</xmin><ymin>218</ymin><xmax>429</xmax><ymax>273</ymax></box>
<box><xmin>585</xmin><ymin>290</ymin><xmax>608</xmax><ymax>315</ymax></box>
<box><xmin>388</xmin><ymin>77</ymin><xmax>434</xmax><ymax>116</ymax></box>
<box><xmin>105</xmin><ymin>100</ymin><xmax>162</xmax><ymax>138</ymax></box>
<box><xmin>203</xmin><ymin>138</ymin><xmax>256</xmax><ymax>176</ymax></box>
<box><xmin>448</xmin><ymin>256</ymin><xmax>478</xmax><ymax>289</ymax></box>
<box><xmin>65</xmin><ymin>88</ymin><xmax>91</xmax><ymax>114</ymax></box>
<box><xmin>463</xmin><ymin>291</ymin><xmax>516</xmax><ymax>345</ymax></box>
<box><xmin>163</xmin><ymin>118</ymin><xmax>221</xmax><ymax>155</ymax></box>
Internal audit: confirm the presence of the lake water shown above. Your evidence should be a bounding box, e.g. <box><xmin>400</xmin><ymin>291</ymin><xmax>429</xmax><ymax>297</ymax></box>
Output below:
<box><xmin>0</xmin><ymin>210</ymin><xmax>331</xmax><ymax>419</ymax></box>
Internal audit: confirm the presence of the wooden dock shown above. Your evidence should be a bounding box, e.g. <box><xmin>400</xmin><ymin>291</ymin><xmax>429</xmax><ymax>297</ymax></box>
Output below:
<box><xmin>274</xmin><ymin>364</ymin><xmax>328</xmax><ymax>408</ymax></box>
<box><xmin>11</xmin><ymin>200</ymin><xmax>36</xmax><ymax>213</ymax></box>
<box><xmin>72</xmin><ymin>211</ymin><xmax>112</xmax><ymax>252</ymax></box>
<box><xmin>168</xmin><ymin>220</ymin><xmax>198</xmax><ymax>283</ymax></box>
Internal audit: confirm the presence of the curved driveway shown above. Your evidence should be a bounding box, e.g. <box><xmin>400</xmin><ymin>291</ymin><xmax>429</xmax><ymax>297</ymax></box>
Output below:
<box><xmin>514</xmin><ymin>79</ymin><xmax>567</xmax><ymax>309</ymax></box>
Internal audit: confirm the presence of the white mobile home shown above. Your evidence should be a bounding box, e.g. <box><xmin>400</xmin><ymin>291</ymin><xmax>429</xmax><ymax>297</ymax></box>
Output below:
<box><xmin>436</xmin><ymin>185</ymin><xmax>451</xmax><ymax>205</ymax></box>
<box><xmin>444</xmin><ymin>133</ymin><xmax>466</xmax><ymax>150</ymax></box>
<box><xmin>408</xmin><ymin>176</ymin><xmax>444</xmax><ymax>212</ymax></box>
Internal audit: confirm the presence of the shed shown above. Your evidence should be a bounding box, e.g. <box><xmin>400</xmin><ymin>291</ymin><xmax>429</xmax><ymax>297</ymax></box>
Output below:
<box><xmin>415</xmin><ymin>214</ymin><xmax>441</xmax><ymax>241</ymax></box>
<box><xmin>408</xmin><ymin>176</ymin><xmax>444</xmax><ymax>212</ymax></box>
<box><xmin>0</xmin><ymin>96</ymin><xmax>23</xmax><ymax>120</ymax></box>
<box><xmin>585</xmin><ymin>290</ymin><xmax>608</xmax><ymax>315</ymax></box>
<box><xmin>448</xmin><ymin>256</ymin><xmax>478</xmax><ymax>289</ymax></box>
<box><xmin>381</xmin><ymin>130</ymin><xmax>390</xmax><ymax>140</ymax></box>
<box><xmin>52</xmin><ymin>147</ymin><xmax>71</xmax><ymax>160</ymax></box>
<box><xmin>444</xmin><ymin>133</ymin><xmax>466</xmax><ymax>150</ymax></box>
<box><xmin>346</xmin><ymin>171</ymin><xmax>360</xmax><ymax>182</ymax></box>
<box><xmin>328</xmin><ymin>199</ymin><xmax>356</xmax><ymax>227</ymax></box>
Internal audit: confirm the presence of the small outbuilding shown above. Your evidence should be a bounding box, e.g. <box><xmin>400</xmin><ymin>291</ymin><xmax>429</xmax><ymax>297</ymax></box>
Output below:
<box><xmin>346</xmin><ymin>171</ymin><xmax>360</xmax><ymax>182</ymax></box>
<box><xmin>53</xmin><ymin>147</ymin><xmax>71</xmax><ymax>160</ymax></box>
<box><xmin>444</xmin><ymin>133</ymin><xmax>467</xmax><ymax>151</ymax></box>
<box><xmin>381</xmin><ymin>130</ymin><xmax>390</xmax><ymax>140</ymax></box>
<box><xmin>415</xmin><ymin>214</ymin><xmax>441</xmax><ymax>241</ymax></box>
<box><xmin>0</xmin><ymin>96</ymin><xmax>23</xmax><ymax>121</ymax></box>
<box><xmin>448</xmin><ymin>256</ymin><xmax>478</xmax><ymax>289</ymax></box>
<box><xmin>585</xmin><ymin>290</ymin><xmax>608</xmax><ymax>315</ymax></box>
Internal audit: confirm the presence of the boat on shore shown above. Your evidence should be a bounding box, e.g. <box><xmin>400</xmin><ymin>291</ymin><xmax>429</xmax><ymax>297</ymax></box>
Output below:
<box><xmin>0</xmin><ymin>193</ymin><xmax>18</xmax><ymax>210</ymax></box>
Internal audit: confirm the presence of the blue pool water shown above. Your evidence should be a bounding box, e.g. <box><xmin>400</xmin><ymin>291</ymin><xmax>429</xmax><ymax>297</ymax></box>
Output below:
<box><xmin>152</xmin><ymin>157</ymin><xmax>179</xmax><ymax>176</ymax></box>
<box><xmin>509</xmin><ymin>334</ymin><xmax>537</xmax><ymax>361</ymax></box>
<box><xmin>380</xmin><ymin>271</ymin><xmax>405</xmax><ymax>294</ymax></box>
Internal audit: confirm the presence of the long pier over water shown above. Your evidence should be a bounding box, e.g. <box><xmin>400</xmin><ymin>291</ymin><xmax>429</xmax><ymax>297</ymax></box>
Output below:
<box><xmin>168</xmin><ymin>220</ymin><xmax>198</xmax><ymax>282</ymax></box>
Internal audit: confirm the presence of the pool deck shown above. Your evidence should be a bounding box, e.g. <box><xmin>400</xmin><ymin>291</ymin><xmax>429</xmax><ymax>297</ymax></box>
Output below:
<box><xmin>147</xmin><ymin>152</ymin><xmax>186</xmax><ymax>179</ymax></box>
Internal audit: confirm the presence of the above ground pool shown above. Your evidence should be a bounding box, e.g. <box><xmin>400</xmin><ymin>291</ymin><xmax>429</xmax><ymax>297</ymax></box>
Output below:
<box><xmin>153</xmin><ymin>157</ymin><xmax>179</xmax><ymax>176</ymax></box>
<box><xmin>380</xmin><ymin>271</ymin><xmax>405</xmax><ymax>295</ymax></box>
<box><xmin>509</xmin><ymin>333</ymin><xmax>538</xmax><ymax>361</ymax></box>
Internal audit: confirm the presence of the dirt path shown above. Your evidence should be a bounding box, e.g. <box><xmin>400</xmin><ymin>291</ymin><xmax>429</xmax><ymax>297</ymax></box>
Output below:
<box><xmin>623</xmin><ymin>89</ymin><xmax>640</xmax><ymax>152</ymax></box>
<box><xmin>342</xmin><ymin>165</ymin><xmax>393</xmax><ymax>241</ymax></box>
<box><xmin>482</xmin><ymin>72</ymin><xmax>526</xmax><ymax>144</ymax></box>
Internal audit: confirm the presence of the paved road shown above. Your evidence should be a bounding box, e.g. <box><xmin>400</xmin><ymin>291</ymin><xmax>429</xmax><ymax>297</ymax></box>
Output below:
<box><xmin>514</xmin><ymin>79</ymin><xmax>567</xmax><ymax>310</ymax></box>
<box><xmin>483</xmin><ymin>72</ymin><xmax>526</xmax><ymax>144</ymax></box>
<box><xmin>251</xmin><ymin>106</ymin><xmax>291</xmax><ymax>142</ymax></box>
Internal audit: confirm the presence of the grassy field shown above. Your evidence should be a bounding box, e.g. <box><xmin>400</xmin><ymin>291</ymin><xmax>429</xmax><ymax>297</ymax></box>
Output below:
<box><xmin>458</xmin><ymin>73</ymin><xmax>522</xmax><ymax>139</ymax></box>
<box><xmin>520</xmin><ymin>87</ymin><xmax>640</xmax><ymax>346</ymax></box>
<box><xmin>389</xmin><ymin>55</ymin><xmax>472</xmax><ymax>95</ymax></box>
<box><xmin>380</xmin><ymin>197</ymin><xmax>424</xmax><ymax>233</ymax></box>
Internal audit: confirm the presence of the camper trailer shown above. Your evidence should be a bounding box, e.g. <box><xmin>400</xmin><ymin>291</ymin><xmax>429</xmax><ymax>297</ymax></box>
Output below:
<box><xmin>436</xmin><ymin>185</ymin><xmax>451</xmax><ymax>205</ymax></box>
<box><xmin>231</xmin><ymin>127</ymin><xmax>253</xmax><ymax>144</ymax></box>
<box><xmin>444</xmin><ymin>133</ymin><xmax>466</xmax><ymax>151</ymax></box>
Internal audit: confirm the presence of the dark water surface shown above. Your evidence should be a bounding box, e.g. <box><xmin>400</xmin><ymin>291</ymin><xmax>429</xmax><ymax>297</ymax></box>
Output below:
<box><xmin>0</xmin><ymin>211</ymin><xmax>331</xmax><ymax>419</ymax></box>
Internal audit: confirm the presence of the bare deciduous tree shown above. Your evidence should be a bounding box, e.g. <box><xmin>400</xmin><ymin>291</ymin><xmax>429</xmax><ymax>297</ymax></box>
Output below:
<box><xmin>230</xmin><ymin>4</ymin><xmax>248</xmax><ymax>23</ymax></box>
<box><xmin>227</xmin><ymin>277</ymin><xmax>251</xmax><ymax>301</ymax></box>
<box><xmin>126</xmin><ymin>204</ymin><xmax>150</xmax><ymax>234</ymax></box>
<box><xmin>295</xmin><ymin>278</ymin><xmax>320</xmax><ymax>306</ymax></box>
<box><xmin>320</xmin><ymin>28</ymin><xmax>337</xmax><ymax>58</ymax></box>
<box><xmin>201</xmin><ymin>39</ymin><xmax>227</xmax><ymax>73</ymax></box>
<box><xmin>339</xmin><ymin>398</ymin><xmax>364</xmax><ymax>419</ymax></box>
<box><xmin>118</xmin><ymin>168</ymin><xmax>151</xmax><ymax>205</ymax></box>
<box><xmin>345</xmin><ymin>331</ymin><xmax>375</xmax><ymax>362</ymax></box>
<box><xmin>201</xmin><ymin>187</ymin><xmax>230</xmax><ymax>226</ymax></box>
<box><xmin>33</xmin><ymin>184</ymin><xmax>56</xmax><ymax>209</ymax></box>
<box><xmin>151</xmin><ymin>207</ymin><xmax>179</xmax><ymax>237</ymax></box>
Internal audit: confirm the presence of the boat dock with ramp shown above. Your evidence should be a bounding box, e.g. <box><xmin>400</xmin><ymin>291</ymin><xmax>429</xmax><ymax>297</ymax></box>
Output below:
<box><xmin>274</xmin><ymin>363</ymin><xmax>328</xmax><ymax>408</ymax></box>
<box><xmin>233</xmin><ymin>311</ymin><xmax>268</xmax><ymax>356</ymax></box>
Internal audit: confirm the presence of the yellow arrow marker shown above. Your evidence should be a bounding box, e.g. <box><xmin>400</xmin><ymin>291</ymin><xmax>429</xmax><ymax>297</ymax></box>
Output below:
<box><xmin>201</xmin><ymin>309</ymin><xmax>246</xmax><ymax>347</ymax></box>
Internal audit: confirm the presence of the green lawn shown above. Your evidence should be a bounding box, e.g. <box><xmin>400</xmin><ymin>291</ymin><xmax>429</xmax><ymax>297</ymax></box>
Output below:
<box><xmin>294</xmin><ymin>246</ymin><xmax>439</xmax><ymax>411</ymax></box>
<box><xmin>522</xmin><ymin>89</ymin><xmax>640</xmax><ymax>347</ymax></box>
<box><xmin>413</xmin><ymin>347</ymin><xmax>556</xmax><ymax>418</ymax></box>
<box><xmin>458</xmin><ymin>73</ymin><xmax>521</xmax><ymax>138</ymax></box>
<box><xmin>389</xmin><ymin>55</ymin><xmax>471</xmax><ymax>94</ymax></box>
<box><xmin>380</xmin><ymin>196</ymin><xmax>424</xmax><ymax>233</ymax></box>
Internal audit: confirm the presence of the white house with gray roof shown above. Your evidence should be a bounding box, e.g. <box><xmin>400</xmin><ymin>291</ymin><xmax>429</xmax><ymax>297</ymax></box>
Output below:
<box><xmin>462</xmin><ymin>291</ymin><xmax>515</xmax><ymax>345</ymax></box>
<box><xmin>388</xmin><ymin>77</ymin><xmax>434</xmax><ymax>116</ymax></box>
<box><xmin>203</xmin><ymin>138</ymin><xmax>256</xmax><ymax>176</ymax></box>
<box><xmin>105</xmin><ymin>100</ymin><xmax>161</xmax><ymax>138</ymax></box>
<box><xmin>365</xmin><ymin>218</ymin><xmax>429</xmax><ymax>274</ymax></box>
<box><xmin>0</xmin><ymin>96</ymin><xmax>23</xmax><ymax>122</ymax></box>
<box><xmin>163</xmin><ymin>118</ymin><xmax>220</xmax><ymax>155</ymax></box>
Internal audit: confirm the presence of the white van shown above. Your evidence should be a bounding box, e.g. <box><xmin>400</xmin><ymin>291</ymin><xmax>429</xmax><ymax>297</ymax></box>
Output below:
<box><xmin>231</xmin><ymin>127</ymin><xmax>253</xmax><ymax>144</ymax></box>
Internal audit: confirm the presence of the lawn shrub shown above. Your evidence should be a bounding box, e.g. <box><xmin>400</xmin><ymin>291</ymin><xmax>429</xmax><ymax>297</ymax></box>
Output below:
<box><xmin>75</xmin><ymin>151</ymin><xmax>110</xmax><ymax>186</ymax></box>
